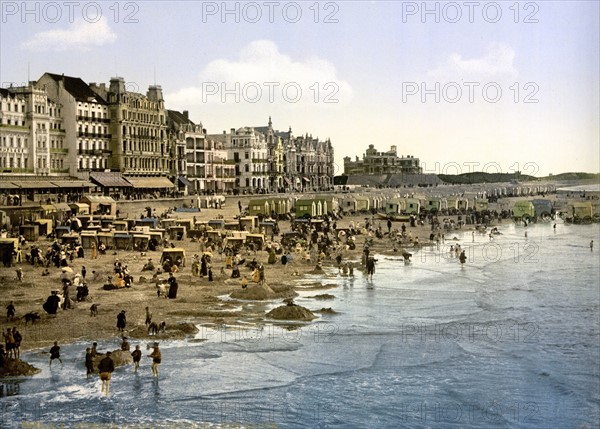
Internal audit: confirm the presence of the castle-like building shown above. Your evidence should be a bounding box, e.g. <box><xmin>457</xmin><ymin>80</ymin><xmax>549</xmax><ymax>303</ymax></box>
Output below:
<box><xmin>343</xmin><ymin>144</ymin><xmax>421</xmax><ymax>175</ymax></box>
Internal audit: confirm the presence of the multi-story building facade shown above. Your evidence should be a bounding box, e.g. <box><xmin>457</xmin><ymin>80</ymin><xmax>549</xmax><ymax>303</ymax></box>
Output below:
<box><xmin>205</xmin><ymin>138</ymin><xmax>236</xmax><ymax>193</ymax></box>
<box><xmin>167</xmin><ymin>109</ymin><xmax>203</xmax><ymax>192</ymax></box>
<box><xmin>207</xmin><ymin>127</ymin><xmax>269</xmax><ymax>192</ymax></box>
<box><xmin>0</xmin><ymin>84</ymin><xmax>66</xmax><ymax>176</ymax></box>
<box><xmin>37</xmin><ymin>73</ymin><xmax>110</xmax><ymax>177</ymax></box>
<box><xmin>254</xmin><ymin>118</ymin><xmax>334</xmax><ymax>192</ymax></box>
<box><xmin>209</xmin><ymin>118</ymin><xmax>335</xmax><ymax>193</ymax></box>
<box><xmin>290</xmin><ymin>133</ymin><xmax>335</xmax><ymax>191</ymax></box>
<box><xmin>254</xmin><ymin>117</ymin><xmax>285</xmax><ymax>191</ymax></box>
<box><xmin>2</xmin><ymin>74</ymin><xmax>336</xmax><ymax>199</ymax></box>
<box><xmin>343</xmin><ymin>144</ymin><xmax>421</xmax><ymax>175</ymax></box>
<box><xmin>91</xmin><ymin>77</ymin><xmax>170</xmax><ymax>177</ymax></box>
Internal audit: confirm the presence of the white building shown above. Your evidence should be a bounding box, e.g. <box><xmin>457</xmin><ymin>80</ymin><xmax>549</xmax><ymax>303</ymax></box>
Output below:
<box><xmin>37</xmin><ymin>73</ymin><xmax>111</xmax><ymax>176</ymax></box>
<box><xmin>0</xmin><ymin>84</ymin><xmax>66</xmax><ymax>176</ymax></box>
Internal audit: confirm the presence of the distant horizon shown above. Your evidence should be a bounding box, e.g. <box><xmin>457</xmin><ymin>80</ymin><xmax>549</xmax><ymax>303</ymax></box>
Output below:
<box><xmin>1</xmin><ymin>1</ymin><xmax>598</xmax><ymax>177</ymax></box>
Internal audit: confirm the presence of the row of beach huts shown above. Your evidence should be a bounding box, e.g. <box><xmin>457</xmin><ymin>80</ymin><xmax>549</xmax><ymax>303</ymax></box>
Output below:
<box><xmin>246</xmin><ymin>184</ymin><xmax>561</xmax><ymax>218</ymax></box>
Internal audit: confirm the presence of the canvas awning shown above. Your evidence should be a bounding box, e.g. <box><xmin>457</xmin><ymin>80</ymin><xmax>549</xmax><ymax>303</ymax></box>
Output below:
<box><xmin>53</xmin><ymin>203</ymin><xmax>71</xmax><ymax>211</ymax></box>
<box><xmin>70</xmin><ymin>203</ymin><xmax>90</xmax><ymax>210</ymax></box>
<box><xmin>90</xmin><ymin>172</ymin><xmax>133</xmax><ymax>188</ymax></box>
<box><xmin>40</xmin><ymin>204</ymin><xmax>56</xmax><ymax>212</ymax></box>
<box><xmin>15</xmin><ymin>181</ymin><xmax>57</xmax><ymax>189</ymax></box>
<box><xmin>303</xmin><ymin>177</ymin><xmax>310</xmax><ymax>182</ymax></box>
<box><xmin>82</xmin><ymin>195</ymin><xmax>116</xmax><ymax>204</ymax></box>
<box><xmin>125</xmin><ymin>176</ymin><xmax>175</xmax><ymax>188</ymax></box>
<box><xmin>178</xmin><ymin>176</ymin><xmax>193</xmax><ymax>187</ymax></box>
<box><xmin>284</xmin><ymin>177</ymin><xmax>292</xmax><ymax>185</ymax></box>
<box><xmin>50</xmin><ymin>180</ymin><xmax>95</xmax><ymax>188</ymax></box>
<box><xmin>0</xmin><ymin>182</ymin><xmax>19</xmax><ymax>190</ymax></box>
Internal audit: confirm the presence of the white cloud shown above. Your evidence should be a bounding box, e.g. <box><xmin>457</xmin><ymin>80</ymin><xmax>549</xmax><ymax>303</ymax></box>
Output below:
<box><xmin>428</xmin><ymin>43</ymin><xmax>518</xmax><ymax>80</ymax></box>
<box><xmin>168</xmin><ymin>40</ymin><xmax>353</xmax><ymax>107</ymax></box>
<box><xmin>21</xmin><ymin>17</ymin><xmax>117</xmax><ymax>52</ymax></box>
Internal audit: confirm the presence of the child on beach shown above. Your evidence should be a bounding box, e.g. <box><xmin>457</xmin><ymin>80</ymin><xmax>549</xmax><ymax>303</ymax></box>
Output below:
<box><xmin>85</xmin><ymin>348</ymin><xmax>94</xmax><ymax>378</ymax></box>
<box><xmin>132</xmin><ymin>345</ymin><xmax>142</xmax><ymax>372</ymax></box>
<box><xmin>49</xmin><ymin>341</ymin><xmax>62</xmax><ymax>367</ymax></box>
<box><xmin>149</xmin><ymin>343</ymin><xmax>161</xmax><ymax>378</ymax></box>
<box><xmin>6</xmin><ymin>302</ymin><xmax>15</xmax><ymax>321</ymax></box>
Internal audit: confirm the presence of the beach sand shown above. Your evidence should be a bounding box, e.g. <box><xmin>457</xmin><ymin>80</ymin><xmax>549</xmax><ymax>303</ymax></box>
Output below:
<box><xmin>1</xmin><ymin>191</ymin><xmax>563</xmax><ymax>360</ymax></box>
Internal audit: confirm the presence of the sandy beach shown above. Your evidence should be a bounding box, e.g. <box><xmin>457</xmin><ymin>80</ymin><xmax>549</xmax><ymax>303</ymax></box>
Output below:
<box><xmin>0</xmin><ymin>188</ymin><xmax>591</xmax><ymax>360</ymax></box>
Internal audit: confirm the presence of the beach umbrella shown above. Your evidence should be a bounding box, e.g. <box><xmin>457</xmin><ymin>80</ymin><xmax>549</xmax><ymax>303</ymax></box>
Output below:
<box><xmin>61</xmin><ymin>266</ymin><xmax>74</xmax><ymax>273</ymax></box>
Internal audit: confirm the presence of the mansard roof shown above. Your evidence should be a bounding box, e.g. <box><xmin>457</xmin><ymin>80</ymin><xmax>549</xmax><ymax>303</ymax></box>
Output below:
<box><xmin>43</xmin><ymin>73</ymin><xmax>107</xmax><ymax>104</ymax></box>
<box><xmin>167</xmin><ymin>109</ymin><xmax>196</xmax><ymax>126</ymax></box>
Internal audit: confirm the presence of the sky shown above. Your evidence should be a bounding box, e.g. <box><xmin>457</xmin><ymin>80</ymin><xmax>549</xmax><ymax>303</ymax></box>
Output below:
<box><xmin>1</xmin><ymin>0</ymin><xmax>599</xmax><ymax>177</ymax></box>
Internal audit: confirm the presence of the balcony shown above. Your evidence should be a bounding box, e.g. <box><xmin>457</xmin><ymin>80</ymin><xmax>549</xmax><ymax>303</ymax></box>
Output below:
<box><xmin>0</xmin><ymin>124</ymin><xmax>28</xmax><ymax>131</ymax></box>
<box><xmin>1</xmin><ymin>168</ymin><xmax>34</xmax><ymax>173</ymax></box>
<box><xmin>78</xmin><ymin>132</ymin><xmax>112</xmax><ymax>139</ymax></box>
<box><xmin>50</xmin><ymin>148</ymin><xmax>69</xmax><ymax>154</ymax></box>
<box><xmin>77</xmin><ymin>115</ymin><xmax>110</xmax><ymax>123</ymax></box>
<box><xmin>77</xmin><ymin>149</ymin><xmax>107</xmax><ymax>156</ymax></box>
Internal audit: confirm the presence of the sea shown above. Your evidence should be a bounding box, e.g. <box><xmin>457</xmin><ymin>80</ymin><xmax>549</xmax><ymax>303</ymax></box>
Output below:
<box><xmin>1</xmin><ymin>222</ymin><xmax>599</xmax><ymax>429</ymax></box>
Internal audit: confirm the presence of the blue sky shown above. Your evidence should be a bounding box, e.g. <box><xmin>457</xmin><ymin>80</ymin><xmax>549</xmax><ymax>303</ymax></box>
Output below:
<box><xmin>1</xmin><ymin>1</ymin><xmax>598</xmax><ymax>176</ymax></box>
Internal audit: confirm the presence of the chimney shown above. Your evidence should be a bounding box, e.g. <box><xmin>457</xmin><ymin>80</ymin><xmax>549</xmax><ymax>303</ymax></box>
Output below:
<box><xmin>231</xmin><ymin>128</ymin><xmax>235</xmax><ymax>134</ymax></box>
<box><xmin>183</xmin><ymin>110</ymin><xmax>189</xmax><ymax>119</ymax></box>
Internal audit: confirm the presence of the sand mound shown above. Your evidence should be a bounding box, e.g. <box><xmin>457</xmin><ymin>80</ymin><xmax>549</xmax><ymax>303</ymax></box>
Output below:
<box><xmin>318</xmin><ymin>307</ymin><xmax>338</xmax><ymax>314</ymax></box>
<box><xmin>174</xmin><ymin>322</ymin><xmax>200</xmax><ymax>334</ymax></box>
<box><xmin>127</xmin><ymin>322</ymin><xmax>199</xmax><ymax>339</ymax></box>
<box><xmin>266</xmin><ymin>304</ymin><xmax>316</xmax><ymax>321</ymax></box>
<box><xmin>91</xmin><ymin>349</ymin><xmax>133</xmax><ymax>372</ymax></box>
<box><xmin>230</xmin><ymin>283</ymin><xmax>277</xmax><ymax>300</ymax></box>
<box><xmin>0</xmin><ymin>358</ymin><xmax>41</xmax><ymax>377</ymax></box>
<box><xmin>309</xmin><ymin>294</ymin><xmax>335</xmax><ymax>300</ymax></box>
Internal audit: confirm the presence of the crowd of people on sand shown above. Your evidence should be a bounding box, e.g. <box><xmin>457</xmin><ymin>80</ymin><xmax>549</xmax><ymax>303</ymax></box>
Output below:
<box><xmin>2</xmin><ymin>198</ymin><xmax>595</xmax><ymax>391</ymax></box>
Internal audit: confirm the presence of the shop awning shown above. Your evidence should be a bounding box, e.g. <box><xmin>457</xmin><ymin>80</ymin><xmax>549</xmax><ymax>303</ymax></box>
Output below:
<box><xmin>0</xmin><ymin>182</ymin><xmax>19</xmax><ymax>190</ymax></box>
<box><xmin>90</xmin><ymin>172</ymin><xmax>133</xmax><ymax>188</ymax></box>
<box><xmin>178</xmin><ymin>176</ymin><xmax>193</xmax><ymax>187</ymax></box>
<box><xmin>125</xmin><ymin>176</ymin><xmax>175</xmax><ymax>189</ymax></box>
<box><xmin>82</xmin><ymin>195</ymin><xmax>116</xmax><ymax>204</ymax></box>
<box><xmin>284</xmin><ymin>177</ymin><xmax>292</xmax><ymax>185</ymax></box>
<box><xmin>15</xmin><ymin>181</ymin><xmax>58</xmax><ymax>189</ymax></box>
<box><xmin>302</xmin><ymin>177</ymin><xmax>311</xmax><ymax>182</ymax></box>
<box><xmin>50</xmin><ymin>180</ymin><xmax>95</xmax><ymax>188</ymax></box>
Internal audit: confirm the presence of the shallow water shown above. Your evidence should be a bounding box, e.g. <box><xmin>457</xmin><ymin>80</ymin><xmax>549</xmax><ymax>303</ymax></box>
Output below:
<box><xmin>2</xmin><ymin>222</ymin><xmax>599</xmax><ymax>428</ymax></box>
